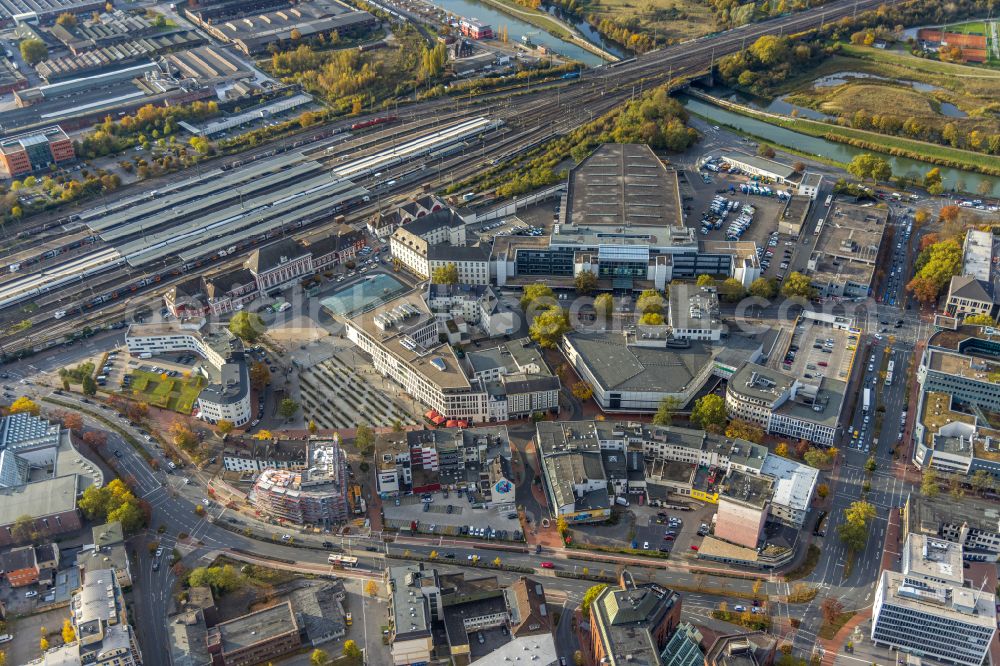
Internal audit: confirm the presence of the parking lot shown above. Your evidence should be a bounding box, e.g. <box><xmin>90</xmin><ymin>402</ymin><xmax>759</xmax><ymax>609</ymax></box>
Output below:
<box><xmin>684</xmin><ymin>169</ymin><xmax>791</xmax><ymax>251</ymax></box>
<box><xmin>383</xmin><ymin>494</ymin><xmax>522</xmax><ymax>540</ymax></box>
<box><xmin>629</xmin><ymin>503</ymin><xmax>715</xmax><ymax>556</ymax></box>
<box><xmin>782</xmin><ymin>317</ymin><xmax>857</xmax><ymax>383</ymax></box>
<box><xmin>470</xmin><ymin>217</ymin><xmax>545</xmax><ymax>245</ymax></box>
<box><xmin>5</xmin><ymin>605</ymin><xmax>69</xmax><ymax>666</ymax></box>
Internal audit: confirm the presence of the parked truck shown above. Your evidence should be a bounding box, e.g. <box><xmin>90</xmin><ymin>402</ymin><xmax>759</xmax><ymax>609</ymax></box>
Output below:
<box><xmin>863</xmin><ymin>388</ymin><xmax>871</xmax><ymax>412</ymax></box>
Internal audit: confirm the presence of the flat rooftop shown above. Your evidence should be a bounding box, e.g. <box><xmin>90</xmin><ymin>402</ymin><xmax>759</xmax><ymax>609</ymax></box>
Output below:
<box><xmin>564</xmin><ymin>144</ymin><xmax>683</xmax><ymax>230</ymax></box>
<box><xmin>562</xmin><ymin>331</ymin><xmax>714</xmax><ymax>394</ymax></box>
<box><xmin>722</xmin><ymin>152</ymin><xmax>797</xmax><ymax>180</ymax></box>
<box><xmin>126</xmin><ymin>322</ymin><xmax>244</xmax><ymax>359</ymax></box>
<box><xmin>963</xmin><ymin>229</ymin><xmax>993</xmax><ymax>282</ymax></box>
<box><xmin>0</xmin><ymin>474</ymin><xmax>84</xmax><ymax>525</ymax></box>
<box><xmin>880</xmin><ymin>569</ymin><xmax>996</xmax><ymax>628</ymax></box>
<box><xmin>389</xmin><ymin>564</ymin><xmax>432</xmax><ymax>639</ymax></box>
<box><xmin>784</xmin><ymin>315</ymin><xmax>857</xmax><ymax>381</ymax></box>
<box><xmin>730</xmin><ymin>362</ymin><xmax>844</xmax><ymax>428</ymax></box>
<box><xmin>720</xmin><ymin>469</ymin><xmax>772</xmax><ymax>509</ymax></box>
<box><xmin>906</xmin><ymin>533</ymin><xmax>964</xmax><ymax>584</ymax></box>
<box><xmin>927</xmin><ymin>348</ymin><xmax>1000</xmax><ymax>383</ymax></box>
<box><xmin>760</xmin><ymin>453</ymin><xmax>818</xmax><ymax>513</ymax></box>
<box><xmin>668</xmin><ymin>283</ymin><xmax>721</xmax><ymax>333</ymax></box>
<box><xmin>907</xmin><ymin>492</ymin><xmax>1000</xmax><ymax>539</ymax></box>
<box><xmin>214</xmin><ymin>602</ymin><xmax>297</xmax><ymax>654</ymax></box>
<box><xmin>809</xmin><ymin>201</ymin><xmax>888</xmax><ymax>287</ymax></box>
<box><xmin>345</xmin><ymin>290</ymin><xmax>472</xmax><ymax>390</ymax></box>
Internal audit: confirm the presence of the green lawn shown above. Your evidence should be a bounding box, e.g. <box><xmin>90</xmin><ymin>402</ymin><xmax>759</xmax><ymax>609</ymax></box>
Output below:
<box><xmin>128</xmin><ymin>370</ymin><xmax>205</xmax><ymax>414</ymax></box>
<box><xmin>945</xmin><ymin>21</ymin><xmax>988</xmax><ymax>36</ymax></box>
<box><xmin>839</xmin><ymin>43</ymin><xmax>1000</xmax><ymax>78</ymax></box>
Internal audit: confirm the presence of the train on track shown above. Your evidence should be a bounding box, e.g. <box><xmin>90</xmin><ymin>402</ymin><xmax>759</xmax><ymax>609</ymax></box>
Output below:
<box><xmin>350</xmin><ymin>116</ymin><xmax>399</xmax><ymax>131</ymax></box>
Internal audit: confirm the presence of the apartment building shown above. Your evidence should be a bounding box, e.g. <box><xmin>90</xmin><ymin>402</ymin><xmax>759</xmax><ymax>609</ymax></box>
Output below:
<box><xmin>945</xmin><ymin>275</ymin><xmax>994</xmax><ymax>320</ymax></box>
<box><xmin>79</xmin><ymin>521</ymin><xmax>131</xmax><ymax>589</ymax></box>
<box><xmin>374</xmin><ymin>426</ymin><xmax>512</xmax><ymax>497</ymax></box>
<box><xmin>725</xmin><ymin>362</ymin><xmax>843</xmax><ymax>446</ymax></box>
<box><xmin>871</xmin><ymin>534</ymin><xmax>995</xmax><ymax>666</ymax></box>
<box><xmin>223</xmin><ymin>438</ymin><xmax>308</xmax><ymax>474</ymax></box>
<box><xmin>714</xmin><ymin>470</ymin><xmax>772</xmax><ymax>549</ymax></box>
<box><xmin>627</xmin><ymin>421</ymin><xmax>816</xmax><ymax>529</ymax></box>
<box><xmin>31</xmin><ymin>568</ymin><xmax>143</xmax><ymax>666</ymax></box>
<box><xmin>0</xmin><ymin>544</ymin><xmax>58</xmax><ymax>587</ymax></box>
<box><xmin>125</xmin><ymin>322</ymin><xmax>251</xmax><ymax>426</ymax></box>
<box><xmin>249</xmin><ymin>439</ymin><xmax>349</xmax><ymax>528</ymax></box>
<box><xmin>466</xmin><ymin>338</ymin><xmax>560</xmax><ymax>420</ymax></box>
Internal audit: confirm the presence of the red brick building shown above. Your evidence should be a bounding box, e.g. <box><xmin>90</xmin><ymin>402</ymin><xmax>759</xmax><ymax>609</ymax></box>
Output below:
<box><xmin>0</xmin><ymin>126</ymin><xmax>75</xmax><ymax>178</ymax></box>
<box><xmin>0</xmin><ymin>475</ymin><xmax>85</xmax><ymax>548</ymax></box>
<box><xmin>459</xmin><ymin>18</ymin><xmax>494</xmax><ymax>39</ymax></box>
<box><xmin>589</xmin><ymin>570</ymin><xmax>682</xmax><ymax>665</ymax></box>
<box><xmin>205</xmin><ymin>601</ymin><xmax>302</xmax><ymax>665</ymax></box>
<box><xmin>0</xmin><ymin>546</ymin><xmax>39</xmax><ymax>587</ymax></box>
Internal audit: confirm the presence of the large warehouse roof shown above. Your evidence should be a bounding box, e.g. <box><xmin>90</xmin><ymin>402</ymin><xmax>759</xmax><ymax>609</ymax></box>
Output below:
<box><xmin>563</xmin><ymin>144</ymin><xmax>683</xmax><ymax>230</ymax></box>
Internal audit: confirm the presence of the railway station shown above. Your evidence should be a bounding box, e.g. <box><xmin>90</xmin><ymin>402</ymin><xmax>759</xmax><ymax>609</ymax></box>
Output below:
<box><xmin>0</xmin><ymin>116</ymin><xmax>501</xmax><ymax>317</ymax></box>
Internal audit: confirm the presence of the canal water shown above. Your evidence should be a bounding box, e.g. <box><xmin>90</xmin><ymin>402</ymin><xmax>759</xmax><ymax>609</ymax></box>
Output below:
<box><xmin>681</xmin><ymin>95</ymin><xmax>1000</xmax><ymax>195</ymax></box>
<box><xmin>429</xmin><ymin>0</ymin><xmax>611</xmax><ymax>66</ymax></box>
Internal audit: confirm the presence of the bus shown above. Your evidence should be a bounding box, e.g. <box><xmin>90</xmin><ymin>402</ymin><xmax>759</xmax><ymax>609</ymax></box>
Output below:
<box><xmin>885</xmin><ymin>360</ymin><xmax>894</xmax><ymax>387</ymax></box>
<box><xmin>328</xmin><ymin>554</ymin><xmax>359</xmax><ymax>568</ymax></box>
<box><xmin>824</xmin><ymin>194</ymin><xmax>833</xmax><ymax>207</ymax></box>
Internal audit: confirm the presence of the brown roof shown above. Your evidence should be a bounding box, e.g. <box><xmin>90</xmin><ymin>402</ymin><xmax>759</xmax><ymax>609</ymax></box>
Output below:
<box><xmin>510</xmin><ymin>577</ymin><xmax>551</xmax><ymax>637</ymax></box>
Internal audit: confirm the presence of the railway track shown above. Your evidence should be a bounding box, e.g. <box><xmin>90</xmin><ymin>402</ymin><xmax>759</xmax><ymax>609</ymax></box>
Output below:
<box><xmin>0</xmin><ymin>0</ymin><xmax>908</xmax><ymax>356</ymax></box>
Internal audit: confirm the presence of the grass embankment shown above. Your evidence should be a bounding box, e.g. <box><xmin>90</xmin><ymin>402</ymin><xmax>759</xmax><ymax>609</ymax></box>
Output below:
<box><xmin>584</xmin><ymin>0</ymin><xmax>715</xmax><ymax>44</ymax></box>
<box><xmin>699</xmin><ymin>95</ymin><xmax>1000</xmax><ymax>176</ymax></box>
<box><xmin>783</xmin><ymin>46</ymin><xmax>1000</xmax><ymax>142</ymax></box>
<box><xmin>786</xmin><ymin>583</ymin><xmax>819</xmax><ymax>603</ymax></box>
<box><xmin>784</xmin><ymin>545</ymin><xmax>821</xmax><ymax>582</ymax></box>
<box><xmin>477</xmin><ymin>0</ymin><xmax>571</xmax><ymax>39</ymax></box>
<box><xmin>42</xmin><ymin>396</ymin><xmax>155</xmax><ymax>463</ymax></box>
<box><xmin>818</xmin><ymin>611</ymin><xmax>856</xmax><ymax>640</ymax></box>
<box><xmin>710</xmin><ymin>608</ymin><xmax>771</xmax><ymax>631</ymax></box>
<box><xmin>838</xmin><ymin>43</ymin><xmax>1000</xmax><ymax>78</ymax></box>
